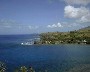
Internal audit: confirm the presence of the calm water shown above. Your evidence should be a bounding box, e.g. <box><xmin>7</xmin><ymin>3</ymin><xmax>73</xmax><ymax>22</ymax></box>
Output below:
<box><xmin>0</xmin><ymin>35</ymin><xmax>90</xmax><ymax>72</ymax></box>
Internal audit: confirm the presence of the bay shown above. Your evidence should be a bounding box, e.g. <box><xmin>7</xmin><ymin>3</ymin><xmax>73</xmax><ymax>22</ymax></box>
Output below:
<box><xmin>0</xmin><ymin>35</ymin><xmax>90</xmax><ymax>72</ymax></box>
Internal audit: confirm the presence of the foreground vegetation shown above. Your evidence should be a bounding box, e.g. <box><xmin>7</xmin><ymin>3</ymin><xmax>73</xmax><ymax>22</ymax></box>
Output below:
<box><xmin>0</xmin><ymin>61</ymin><xmax>90</xmax><ymax>72</ymax></box>
<box><xmin>36</xmin><ymin>26</ymin><xmax>90</xmax><ymax>44</ymax></box>
<box><xmin>0</xmin><ymin>62</ymin><xmax>35</xmax><ymax>72</ymax></box>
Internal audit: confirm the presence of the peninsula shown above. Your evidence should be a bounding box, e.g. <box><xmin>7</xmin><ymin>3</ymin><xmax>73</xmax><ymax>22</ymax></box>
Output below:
<box><xmin>34</xmin><ymin>26</ymin><xmax>90</xmax><ymax>44</ymax></box>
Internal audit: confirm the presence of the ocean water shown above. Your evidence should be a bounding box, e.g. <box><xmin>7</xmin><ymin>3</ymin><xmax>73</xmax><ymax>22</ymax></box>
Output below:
<box><xmin>0</xmin><ymin>34</ymin><xmax>90</xmax><ymax>72</ymax></box>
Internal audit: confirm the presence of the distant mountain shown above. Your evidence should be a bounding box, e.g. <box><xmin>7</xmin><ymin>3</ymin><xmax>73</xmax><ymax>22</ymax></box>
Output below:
<box><xmin>78</xmin><ymin>26</ymin><xmax>90</xmax><ymax>32</ymax></box>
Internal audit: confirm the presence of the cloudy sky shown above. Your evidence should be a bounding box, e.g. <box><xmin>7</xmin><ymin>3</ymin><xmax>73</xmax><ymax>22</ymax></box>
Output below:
<box><xmin>0</xmin><ymin>0</ymin><xmax>90</xmax><ymax>34</ymax></box>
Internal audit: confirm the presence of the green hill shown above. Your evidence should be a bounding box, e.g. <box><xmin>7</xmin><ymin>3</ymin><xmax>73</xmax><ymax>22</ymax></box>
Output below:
<box><xmin>39</xmin><ymin>26</ymin><xmax>90</xmax><ymax>44</ymax></box>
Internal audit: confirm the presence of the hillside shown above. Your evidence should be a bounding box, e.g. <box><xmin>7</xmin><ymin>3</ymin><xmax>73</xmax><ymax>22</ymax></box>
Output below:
<box><xmin>78</xmin><ymin>26</ymin><xmax>90</xmax><ymax>32</ymax></box>
<box><xmin>38</xmin><ymin>26</ymin><xmax>90</xmax><ymax>44</ymax></box>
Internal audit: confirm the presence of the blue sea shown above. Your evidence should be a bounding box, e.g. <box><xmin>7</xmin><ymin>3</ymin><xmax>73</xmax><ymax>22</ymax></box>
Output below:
<box><xmin>0</xmin><ymin>34</ymin><xmax>90</xmax><ymax>72</ymax></box>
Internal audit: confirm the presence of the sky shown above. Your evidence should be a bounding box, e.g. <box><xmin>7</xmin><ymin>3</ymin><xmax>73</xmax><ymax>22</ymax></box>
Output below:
<box><xmin>0</xmin><ymin>0</ymin><xmax>90</xmax><ymax>35</ymax></box>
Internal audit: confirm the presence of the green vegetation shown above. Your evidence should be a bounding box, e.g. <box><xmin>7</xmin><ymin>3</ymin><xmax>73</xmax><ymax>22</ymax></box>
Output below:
<box><xmin>38</xmin><ymin>26</ymin><xmax>90</xmax><ymax>44</ymax></box>
<box><xmin>14</xmin><ymin>66</ymin><xmax>35</xmax><ymax>72</ymax></box>
<box><xmin>1</xmin><ymin>61</ymin><xmax>90</xmax><ymax>72</ymax></box>
<box><xmin>0</xmin><ymin>62</ymin><xmax>6</xmax><ymax>72</ymax></box>
<box><xmin>0</xmin><ymin>62</ymin><xmax>35</xmax><ymax>72</ymax></box>
<box><xmin>0</xmin><ymin>61</ymin><xmax>47</xmax><ymax>72</ymax></box>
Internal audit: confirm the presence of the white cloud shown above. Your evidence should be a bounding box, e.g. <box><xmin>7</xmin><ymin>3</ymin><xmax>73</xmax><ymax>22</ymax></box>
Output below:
<box><xmin>28</xmin><ymin>26</ymin><xmax>32</xmax><ymax>29</ymax></box>
<box><xmin>47</xmin><ymin>25</ymin><xmax>52</xmax><ymax>28</ymax></box>
<box><xmin>64</xmin><ymin>5</ymin><xmax>90</xmax><ymax>23</ymax></box>
<box><xmin>47</xmin><ymin>24</ymin><xmax>57</xmax><ymax>28</ymax></box>
<box><xmin>64</xmin><ymin>5</ymin><xmax>89</xmax><ymax>18</ymax></box>
<box><xmin>47</xmin><ymin>22</ymin><xmax>63</xmax><ymax>28</ymax></box>
<box><xmin>0</xmin><ymin>19</ymin><xmax>39</xmax><ymax>30</ymax></box>
<box><xmin>4</xmin><ymin>26</ymin><xmax>11</xmax><ymax>28</ymax></box>
<box><xmin>65</xmin><ymin>0</ymin><xmax>90</xmax><ymax>5</ymax></box>
<box><xmin>28</xmin><ymin>25</ymin><xmax>39</xmax><ymax>29</ymax></box>
<box><xmin>0</xmin><ymin>20</ymin><xmax>15</xmax><ymax>29</ymax></box>
<box><xmin>63</xmin><ymin>22</ymin><xmax>85</xmax><ymax>28</ymax></box>
<box><xmin>77</xmin><ymin>14</ymin><xmax>90</xmax><ymax>23</ymax></box>
<box><xmin>57</xmin><ymin>23</ymin><xmax>62</xmax><ymax>27</ymax></box>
